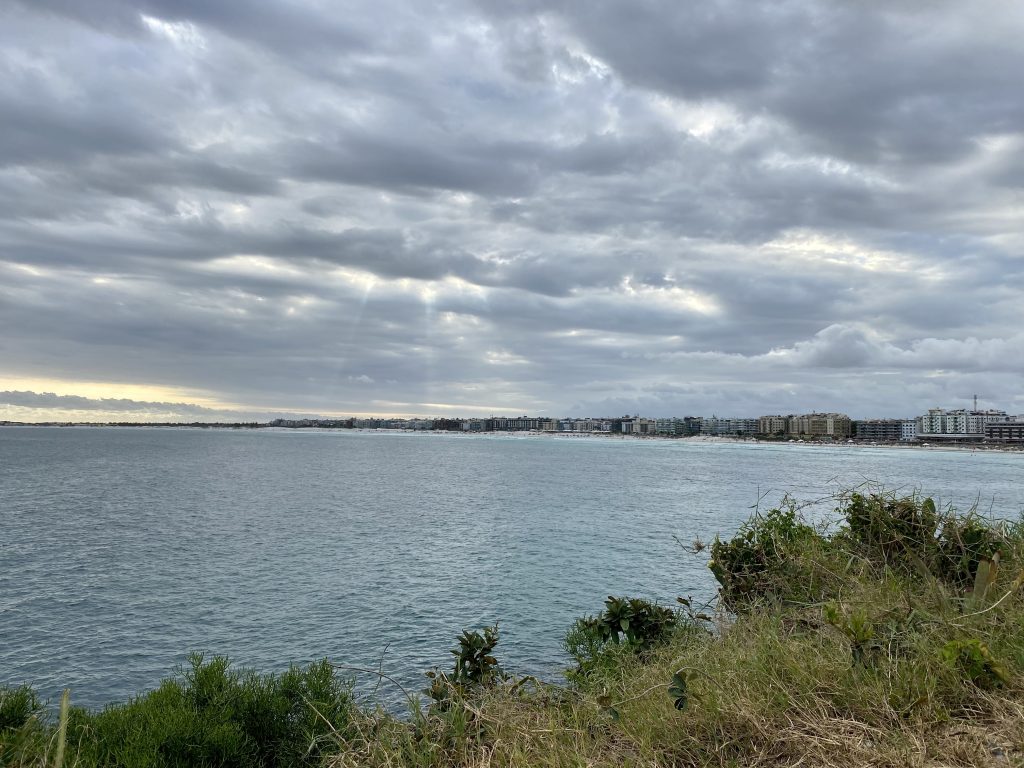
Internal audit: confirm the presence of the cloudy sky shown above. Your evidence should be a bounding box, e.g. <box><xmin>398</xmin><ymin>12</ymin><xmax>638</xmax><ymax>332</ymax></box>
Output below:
<box><xmin>1</xmin><ymin>1</ymin><xmax>1022</xmax><ymax>422</ymax></box>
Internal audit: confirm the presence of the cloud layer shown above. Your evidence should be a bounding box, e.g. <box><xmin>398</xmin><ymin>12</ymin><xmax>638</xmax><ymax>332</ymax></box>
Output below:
<box><xmin>1</xmin><ymin>1</ymin><xmax>1022</xmax><ymax>419</ymax></box>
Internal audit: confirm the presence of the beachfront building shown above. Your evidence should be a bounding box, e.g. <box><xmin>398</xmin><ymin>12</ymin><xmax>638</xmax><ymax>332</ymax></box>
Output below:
<box><xmin>853</xmin><ymin>419</ymin><xmax>915</xmax><ymax>442</ymax></box>
<box><xmin>757</xmin><ymin>415</ymin><xmax>789</xmax><ymax>435</ymax></box>
<box><xmin>557</xmin><ymin>418</ymin><xmax>598</xmax><ymax>432</ymax></box>
<box><xmin>655</xmin><ymin>417</ymin><xmax>702</xmax><ymax>436</ymax></box>
<box><xmin>917</xmin><ymin>408</ymin><xmax>1008</xmax><ymax>439</ymax></box>
<box><xmin>901</xmin><ymin>419</ymin><xmax>917</xmax><ymax>441</ymax></box>
<box><xmin>986</xmin><ymin>419</ymin><xmax>1024</xmax><ymax>442</ymax></box>
<box><xmin>701</xmin><ymin>417</ymin><xmax>759</xmax><ymax>436</ymax></box>
<box><xmin>490</xmin><ymin>416</ymin><xmax>543</xmax><ymax>431</ymax></box>
<box><xmin>621</xmin><ymin>417</ymin><xmax>657</xmax><ymax>435</ymax></box>
<box><xmin>787</xmin><ymin>413</ymin><xmax>853</xmax><ymax>439</ymax></box>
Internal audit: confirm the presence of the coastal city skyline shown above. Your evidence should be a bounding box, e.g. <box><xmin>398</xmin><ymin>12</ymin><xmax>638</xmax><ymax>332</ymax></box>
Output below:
<box><xmin>6</xmin><ymin>403</ymin><xmax>1024</xmax><ymax>444</ymax></box>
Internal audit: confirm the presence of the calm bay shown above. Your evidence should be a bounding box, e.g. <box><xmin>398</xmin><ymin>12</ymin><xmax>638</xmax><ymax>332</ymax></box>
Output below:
<box><xmin>2</xmin><ymin>426</ymin><xmax>1022</xmax><ymax>709</ymax></box>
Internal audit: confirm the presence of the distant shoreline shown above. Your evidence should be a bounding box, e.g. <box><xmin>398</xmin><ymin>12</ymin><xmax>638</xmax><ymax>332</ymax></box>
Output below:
<box><xmin>3</xmin><ymin>422</ymin><xmax>1023</xmax><ymax>454</ymax></box>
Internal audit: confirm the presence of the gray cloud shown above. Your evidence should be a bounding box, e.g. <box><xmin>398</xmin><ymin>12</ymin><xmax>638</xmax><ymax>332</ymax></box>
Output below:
<box><xmin>1</xmin><ymin>0</ymin><xmax>1022</xmax><ymax>419</ymax></box>
<box><xmin>0</xmin><ymin>391</ymin><xmax>219</xmax><ymax>414</ymax></box>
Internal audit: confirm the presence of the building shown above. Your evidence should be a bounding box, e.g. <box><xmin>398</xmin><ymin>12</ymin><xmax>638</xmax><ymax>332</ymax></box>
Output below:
<box><xmin>788</xmin><ymin>413</ymin><xmax>853</xmax><ymax>439</ymax></box>
<box><xmin>901</xmin><ymin>419</ymin><xmax>917</xmax><ymax>441</ymax></box>
<box><xmin>986</xmin><ymin>419</ymin><xmax>1024</xmax><ymax>442</ymax></box>
<box><xmin>701</xmin><ymin>417</ymin><xmax>759</xmax><ymax>436</ymax></box>
<box><xmin>621</xmin><ymin>417</ymin><xmax>657</xmax><ymax>435</ymax></box>
<box><xmin>853</xmin><ymin>419</ymin><xmax>906</xmax><ymax>442</ymax></box>
<box><xmin>757</xmin><ymin>415</ymin><xmax>789</xmax><ymax>435</ymax></box>
<box><xmin>917</xmin><ymin>408</ymin><xmax>1008</xmax><ymax>439</ymax></box>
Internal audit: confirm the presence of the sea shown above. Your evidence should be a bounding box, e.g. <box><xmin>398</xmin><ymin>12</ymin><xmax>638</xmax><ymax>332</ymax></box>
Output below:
<box><xmin>2</xmin><ymin>426</ymin><xmax>1023</xmax><ymax>710</ymax></box>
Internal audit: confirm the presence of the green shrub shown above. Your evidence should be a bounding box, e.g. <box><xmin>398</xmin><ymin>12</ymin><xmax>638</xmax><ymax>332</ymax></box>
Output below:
<box><xmin>936</xmin><ymin>514</ymin><xmax>1004</xmax><ymax>586</ymax></box>
<box><xmin>0</xmin><ymin>684</ymin><xmax>50</xmax><ymax>766</ymax></box>
<box><xmin>708</xmin><ymin>504</ymin><xmax>822</xmax><ymax>607</ymax></box>
<box><xmin>425</xmin><ymin>624</ymin><xmax>508</xmax><ymax>708</ymax></box>
<box><xmin>823</xmin><ymin>602</ymin><xmax>877</xmax><ymax>667</ymax></box>
<box><xmin>843</xmin><ymin>492</ymin><xmax>939</xmax><ymax>567</ymax></box>
<box><xmin>841</xmin><ymin>492</ymin><xmax>1005</xmax><ymax>587</ymax></box>
<box><xmin>66</xmin><ymin>654</ymin><xmax>353</xmax><ymax>768</ymax></box>
<box><xmin>0</xmin><ymin>684</ymin><xmax>42</xmax><ymax>732</ymax></box>
<box><xmin>564</xmin><ymin>597</ymin><xmax>678</xmax><ymax>683</ymax></box>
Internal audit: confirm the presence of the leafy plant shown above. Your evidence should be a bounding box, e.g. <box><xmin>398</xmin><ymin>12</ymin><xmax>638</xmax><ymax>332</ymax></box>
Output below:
<box><xmin>824</xmin><ymin>602</ymin><xmax>877</xmax><ymax>666</ymax></box>
<box><xmin>64</xmin><ymin>654</ymin><xmax>353</xmax><ymax>768</ymax></box>
<box><xmin>708</xmin><ymin>503</ymin><xmax>819</xmax><ymax>607</ymax></box>
<box><xmin>565</xmin><ymin>597</ymin><xmax>677</xmax><ymax>683</ymax></box>
<box><xmin>941</xmin><ymin>639</ymin><xmax>1009</xmax><ymax>689</ymax></box>
<box><xmin>588</xmin><ymin>596</ymin><xmax>677</xmax><ymax>649</ymax></box>
<box><xmin>843</xmin><ymin>493</ymin><xmax>939</xmax><ymax>568</ymax></box>
<box><xmin>425</xmin><ymin>624</ymin><xmax>507</xmax><ymax>708</ymax></box>
<box><xmin>667</xmin><ymin>670</ymin><xmax>691</xmax><ymax>711</ymax></box>
<box><xmin>937</xmin><ymin>515</ymin><xmax>1004</xmax><ymax>586</ymax></box>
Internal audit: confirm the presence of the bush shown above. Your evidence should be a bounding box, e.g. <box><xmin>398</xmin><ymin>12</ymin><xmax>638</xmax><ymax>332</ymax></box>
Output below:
<box><xmin>841</xmin><ymin>492</ymin><xmax>1005</xmax><ymax>586</ymax></box>
<box><xmin>65</xmin><ymin>654</ymin><xmax>353</xmax><ymax>768</ymax></box>
<box><xmin>941</xmin><ymin>638</ymin><xmax>1010</xmax><ymax>689</ymax></box>
<box><xmin>937</xmin><ymin>514</ymin><xmax>1004</xmax><ymax>586</ymax></box>
<box><xmin>564</xmin><ymin>596</ymin><xmax>678</xmax><ymax>683</ymax></box>
<box><xmin>425</xmin><ymin>624</ymin><xmax>508</xmax><ymax>709</ymax></box>
<box><xmin>0</xmin><ymin>684</ymin><xmax>42</xmax><ymax>732</ymax></box>
<box><xmin>708</xmin><ymin>504</ymin><xmax>822</xmax><ymax>607</ymax></box>
<box><xmin>843</xmin><ymin>492</ymin><xmax>939</xmax><ymax>567</ymax></box>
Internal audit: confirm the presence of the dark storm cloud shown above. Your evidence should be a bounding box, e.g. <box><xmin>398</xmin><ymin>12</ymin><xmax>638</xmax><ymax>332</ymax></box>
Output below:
<box><xmin>1</xmin><ymin>0</ymin><xmax>1022</xmax><ymax>418</ymax></box>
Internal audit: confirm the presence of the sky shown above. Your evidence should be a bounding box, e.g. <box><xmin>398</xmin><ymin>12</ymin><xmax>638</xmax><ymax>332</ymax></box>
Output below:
<box><xmin>1</xmin><ymin>0</ymin><xmax>1022</xmax><ymax>422</ymax></box>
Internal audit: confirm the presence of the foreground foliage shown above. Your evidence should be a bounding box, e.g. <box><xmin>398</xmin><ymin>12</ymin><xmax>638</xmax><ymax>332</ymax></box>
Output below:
<box><xmin>5</xmin><ymin>490</ymin><xmax>1024</xmax><ymax>767</ymax></box>
<box><xmin>1</xmin><ymin>655</ymin><xmax>353</xmax><ymax>768</ymax></box>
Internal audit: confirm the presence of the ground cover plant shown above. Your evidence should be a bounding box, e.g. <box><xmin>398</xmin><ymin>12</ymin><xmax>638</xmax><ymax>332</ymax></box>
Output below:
<box><xmin>4</xmin><ymin>490</ymin><xmax>1024</xmax><ymax>767</ymax></box>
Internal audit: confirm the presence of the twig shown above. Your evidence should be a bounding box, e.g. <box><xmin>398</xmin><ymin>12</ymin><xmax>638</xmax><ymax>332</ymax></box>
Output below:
<box><xmin>329</xmin><ymin>663</ymin><xmax>416</xmax><ymax>708</ymax></box>
<box><xmin>950</xmin><ymin>584</ymin><xmax>1021</xmax><ymax>626</ymax></box>
<box><xmin>370</xmin><ymin>644</ymin><xmax>390</xmax><ymax>700</ymax></box>
<box><xmin>610</xmin><ymin>667</ymin><xmax>710</xmax><ymax>708</ymax></box>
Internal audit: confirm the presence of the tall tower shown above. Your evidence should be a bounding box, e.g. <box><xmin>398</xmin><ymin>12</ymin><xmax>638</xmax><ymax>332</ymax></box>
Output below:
<box><xmin>974</xmin><ymin>394</ymin><xmax>978</xmax><ymax>412</ymax></box>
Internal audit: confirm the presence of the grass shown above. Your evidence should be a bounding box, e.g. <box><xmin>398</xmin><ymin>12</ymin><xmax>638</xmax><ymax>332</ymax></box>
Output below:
<box><xmin>4</xmin><ymin>490</ymin><xmax>1024</xmax><ymax>766</ymax></box>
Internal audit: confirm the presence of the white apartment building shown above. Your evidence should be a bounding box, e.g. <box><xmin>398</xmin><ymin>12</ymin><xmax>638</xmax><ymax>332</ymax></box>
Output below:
<box><xmin>900</xmin><ymin>419</ymin><xmax>917</xmax><ymax>441</ymax></box>
<box><xmin>917</xmin><ymin>408</ymin><xmax>1008</xmax><ymax>437</ymax></box>
<box><xmin>621</xmin><ymin>417</ymin><xmax>657</xmax><ymax>435</ymax></box>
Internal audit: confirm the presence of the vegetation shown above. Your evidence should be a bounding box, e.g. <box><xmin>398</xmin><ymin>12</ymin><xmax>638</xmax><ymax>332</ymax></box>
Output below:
<box><xmin>4</xmin><ymin>490</ymin><xmax>1024</xmax><ymax>766</ymax></box>
<box><xmin>1</xmin><ymin>655</ymin><xmax>353</xmax><ymax>768</ymax></box>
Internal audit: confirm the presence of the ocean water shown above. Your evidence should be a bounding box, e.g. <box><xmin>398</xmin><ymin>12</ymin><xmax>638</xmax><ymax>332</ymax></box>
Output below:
<box><xmin>2</xmin><ymin>426</ymin><xmax>1023</xmax><ymax>709</ymax></box>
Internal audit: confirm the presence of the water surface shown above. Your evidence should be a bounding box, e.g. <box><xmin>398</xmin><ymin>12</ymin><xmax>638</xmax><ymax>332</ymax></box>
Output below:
<box><xmin>2</xmin><ymin>427</ymin><xmax>1022</xmax><ymax>708</ymax></box>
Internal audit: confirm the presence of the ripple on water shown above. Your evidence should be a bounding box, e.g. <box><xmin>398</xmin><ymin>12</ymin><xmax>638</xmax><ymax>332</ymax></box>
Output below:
<box><xmin>2</xmin><ymin>427</ymin><xmax>1023</xmax><ymax>709</ymax></box>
